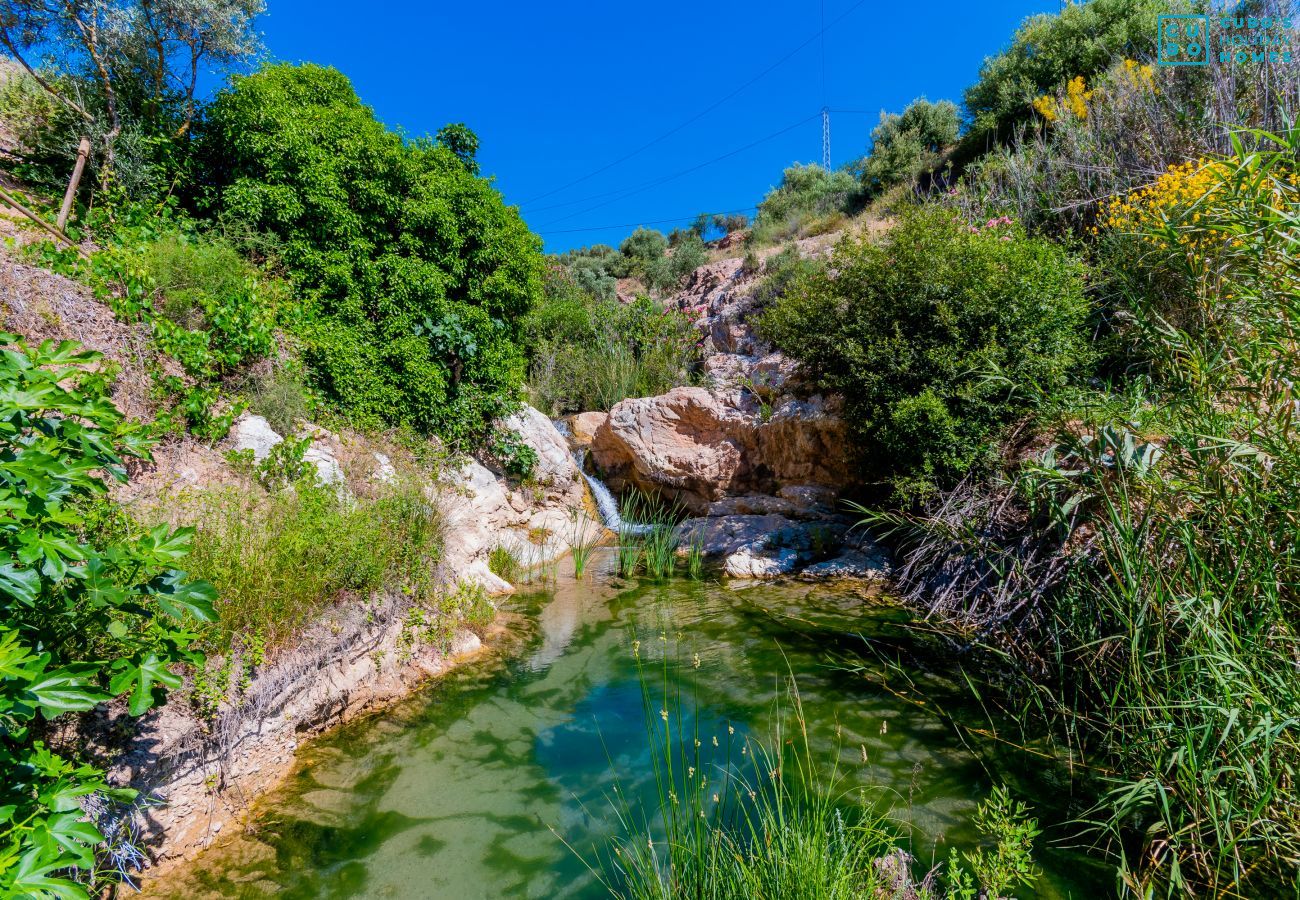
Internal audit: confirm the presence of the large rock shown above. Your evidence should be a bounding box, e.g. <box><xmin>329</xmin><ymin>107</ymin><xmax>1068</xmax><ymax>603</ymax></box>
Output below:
<box><xmin>676</xmin><ymin>514</ymin><xmax>851</xmax><ymax>580</ymax></box>
<box><xmin>227</xmin><ymin>413</ymin><xmax>282</xmax><ymax>462</ymax></box>
<box><xmin>499</xmin><ymin>405</ymin><xmax>578</xmax><ymax>494</ymax></box>
<box><xmin>565</xmin><ymin>411</ymin><xmax>608</xmax><ymax>446</ymax></box>
<box><xmin>589</xmin><ymin>387</ymin><xmax>852</xmax><ymax>514</ymax></box>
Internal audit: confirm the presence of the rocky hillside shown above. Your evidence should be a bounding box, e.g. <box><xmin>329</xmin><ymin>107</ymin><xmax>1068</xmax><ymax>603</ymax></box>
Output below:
<box><xmin>579</xmin><ymin>238</ymin><xmax>891</xmax><ymax>581</ymax></box>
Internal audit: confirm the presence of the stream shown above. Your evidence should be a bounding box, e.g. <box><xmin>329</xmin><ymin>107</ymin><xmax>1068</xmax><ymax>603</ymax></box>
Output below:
<box><xmin>147</xmin><ymin>551</ymin><xmax>1107</xmax><ymax>899</ymax></box>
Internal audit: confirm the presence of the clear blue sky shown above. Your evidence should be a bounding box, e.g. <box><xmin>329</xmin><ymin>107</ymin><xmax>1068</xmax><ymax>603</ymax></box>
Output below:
<box><xmin>254</xmin><ymin>0</ymin><xmax>1055</xmax><ymax>252</ymax></box>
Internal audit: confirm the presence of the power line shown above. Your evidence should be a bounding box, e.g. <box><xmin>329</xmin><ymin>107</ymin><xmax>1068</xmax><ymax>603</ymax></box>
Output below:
<box><xmin>535</xmin><ymin>206</ymin><xmax>759</xmax><ymax>237</ymax></box>
<box><xmin>532</xmin><ymin>113</ymin><xmax>820</xmax><ymax>229</ymax></box>
<box><xmin>518</xmin><ymin>0</ymin><xmax>874</xmax><ymax>207</ymax></box>
<box><xmin>525</xmin><ymin>112</ymin><xmax>819</xmax><ymax>215</ymax></box>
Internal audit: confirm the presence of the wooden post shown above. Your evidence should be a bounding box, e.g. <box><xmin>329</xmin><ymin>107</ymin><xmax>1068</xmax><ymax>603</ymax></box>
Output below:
<box><xmin>56</xmin><ymin>136</ymin><xmax>91</xmax><ymax>231</ymax></box>
<box><xmin>0</xmin><ymin>184</ymin><xmax>89</xmax><ymax>258</ymax></box>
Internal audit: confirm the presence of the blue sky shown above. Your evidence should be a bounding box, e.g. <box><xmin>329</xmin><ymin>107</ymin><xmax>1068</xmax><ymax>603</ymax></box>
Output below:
<box><xmin>255</xmin><ymin>0</ymin><xmax>1056</xmax><ymax>252</ymax></box>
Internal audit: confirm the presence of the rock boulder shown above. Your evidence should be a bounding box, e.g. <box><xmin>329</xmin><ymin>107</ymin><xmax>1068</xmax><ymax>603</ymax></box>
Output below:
<box><xmin>589</xmin><ymin>387</ymin><xmax>853</xmax><ymax>514</ymax></box>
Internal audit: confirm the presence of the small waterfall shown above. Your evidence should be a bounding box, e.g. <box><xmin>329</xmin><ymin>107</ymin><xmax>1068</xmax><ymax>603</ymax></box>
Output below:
<box><xmin>567</xmin><ymin>438</ymin><xmax>652</xmax><ymax>536</ymax></box>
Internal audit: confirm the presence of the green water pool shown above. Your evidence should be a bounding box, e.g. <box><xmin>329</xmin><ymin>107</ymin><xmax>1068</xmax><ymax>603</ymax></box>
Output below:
<box><xmin>148</xmin><ymin>551</ymin><xmax>1109</xmax><ymax>898</ymax></box>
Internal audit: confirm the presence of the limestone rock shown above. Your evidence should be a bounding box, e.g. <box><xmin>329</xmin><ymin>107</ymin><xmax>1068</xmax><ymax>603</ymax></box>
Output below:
<box><xmin>499</xmin><ymin>405</ymin><xmax>579</xmax><ymax>493</ymax></box>
<box><xmin>590</xmin><ymin>387</ymin><xmax>852</xmax><ymax>514</ymax></box>
<box><xmin>566</xmin><ymin>411</ymin><xmax>608</xmax><ymax>446</ymax></box>
<box><xmin>372</xmin><ymin>452</ymin><xmax>397</xmax><ymax>485</ymax></box>
<box><xmin>723</xmin><ymin>546</ymin><xmax>801</xmax><ymax>578</ymax></box>
<box><xmin>800</xmin><ymin>547</ymin><xmax>892</xmax><ymax>580</ymax></box>
<box><xmin>227</xmin><ymin>413</ymin><xmax>282</xmax><ymax>462</ymax></box>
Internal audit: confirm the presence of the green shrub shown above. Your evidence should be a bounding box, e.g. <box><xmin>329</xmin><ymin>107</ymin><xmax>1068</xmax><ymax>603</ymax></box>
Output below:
<box><xmin>524</xmin><ymin>271</ymin><xmax>700</xmax><ymax>415</ymax></box>
<box><xmin>749</xmin><ymin>164</ymin><xmax>863</xmax><ymax>246</ymax></box>
<box><xmin>646</xmin><ymin>232</ymin><xmax>707</xmax><ymax>292</ymax></box>
<box><xmin>761</xmin><ymin>205</ymin><xmax>1089</xmax><ymax>501</ymax></box>
<box><xmin>196</xmin><ymin>63</ymin><xmax>544</xmax><ymax>445</ymax></box>
<box><xmin>182</xmin><ymin>478</ymin><xmax>443</xmax><ymax>654</ymax></box>
<box><xmin>240</xmin><ymin>366</ymin><xmax>313</xmax><ymax>437</ymax></box>
<box><xmin>0</xmin><ymin>334</ymin><xmax>216</xmax><ymax>897</ymax></box>
<box><xmin>962</xmin><ymin>0</ymin><xmax>1164</xmax><ymax>141</ymax></box>
<box><xmin>858</xmin><ymin>98</ymin><xmax>959</xmax><ymax>195</ymax></box>
<box><xmin>616</xmin><ymin>228</ymin><xmax>670</xmax><ymax>280</ymax></box>
<box><xmin>135</xmin><ymin>232</ymin><xmax>280</xmax><ymax>376</ymax></box>
<box><xmin>749</xmin><ymin>244</ymin><xmax>823</xmax><ymax>310</ymax></box>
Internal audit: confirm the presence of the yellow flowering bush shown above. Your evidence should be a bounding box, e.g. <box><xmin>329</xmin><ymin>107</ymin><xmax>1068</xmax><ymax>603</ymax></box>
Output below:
<box><xmin>1034</xmin><ymin>62</ymin><xmax>1155</xmax><ymax>127</ymax></box>
<box><xmin>1033</xmin><ymin>75</ymin><xmax>1093</xmax><ymax>123</ymax></box>
<box><xmin>1098</xmin><ymin>144</ymin><xmax>1300</xmax><ymax>334</ymax></box>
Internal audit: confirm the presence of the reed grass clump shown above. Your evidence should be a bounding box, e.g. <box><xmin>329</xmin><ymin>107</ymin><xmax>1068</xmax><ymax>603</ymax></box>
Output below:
<box><xmin>582</xmin><ymin>647</ymin><xmax>1041</xmax><ymax>899</ymax></box>
<box><xmin>615</xmin><ymin>492</ymin><xmax>688</xmax><ymax>580</ymax></box>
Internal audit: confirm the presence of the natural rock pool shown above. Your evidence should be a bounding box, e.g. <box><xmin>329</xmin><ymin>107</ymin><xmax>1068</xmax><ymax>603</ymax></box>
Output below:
<box><xmin>147</xmin><ymin>552</ymin><xmax>1105</xmax><ymax>898</ymax></box>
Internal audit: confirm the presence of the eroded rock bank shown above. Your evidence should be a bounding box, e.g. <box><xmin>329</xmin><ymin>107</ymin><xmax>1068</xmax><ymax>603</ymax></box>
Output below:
<box><xmin>110</xmin><ymin>405</ymin><xmax>597</xmax><ymax>875</ymax></box>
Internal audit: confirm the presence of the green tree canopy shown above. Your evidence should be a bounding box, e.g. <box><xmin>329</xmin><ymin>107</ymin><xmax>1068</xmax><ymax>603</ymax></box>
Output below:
<box><xmin>963</xmin><ymin>0</ymin><xmax>1162</xmax><ymax>136</ymax></box>
<box><xmin>197</xmin><ymin>63</ymin><xmax>544</xmax><ymax>442</ymax></box>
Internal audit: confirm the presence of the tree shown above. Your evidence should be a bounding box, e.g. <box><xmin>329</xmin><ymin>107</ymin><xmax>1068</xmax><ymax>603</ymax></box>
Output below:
<box><xmin>198</xmin><ymin>63</ymin><xmax>544</xmax><ymax>443</ymax></box>
<box><xmin>0</xmin><ymin>0</ymin><xmax>264</xmax><ymax>172</ymax></box>
<box><xmin>436</xmin><ymin>122</ymin><xmax>479</xmax><ymax>175</ymax></box>
<box><xmin>859</xmin><ymin>98</ymin><xmax>959</xmax><ymax>195</ymax></box>
<box><xmin>617</xmin><ymin>228</ymin><xmax>668</xmax><ymax>279</ymax></box>
<box><xmin>963</xmin><ymin>0</ymin><xmax>1162</xmax><ymax>136</ymax></box>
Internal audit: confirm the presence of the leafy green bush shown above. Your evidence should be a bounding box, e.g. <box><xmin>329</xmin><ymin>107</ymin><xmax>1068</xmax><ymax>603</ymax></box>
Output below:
<box><xmin>525</xmin><ymin>268</ymin><xmax>700</xmax><ymax>414</ymax></box>
<box><xmin>749</xmin><ymin>164</ymin><xmax>862</xmax><ymax>246</ymax></box>
<box><xmin>196</xmin><ymin>63</ymin><xmax>545</xmax><ymax>445</ymax></box>
<box><xmin>858</xmin><ymin>98</ymin><xmax>959</xmax><ymax>195</ymax></box>
<box><xmin>617</xmin><ymin>228</ymin><xmax>670</xmax><ymax>280</ymax></box>
<box><xmin>0</xmin><ymin>334</ymin><xmax>215</xmax><ymax>897</ymax></box>
<box><xmin>761</xmin><ymin>205</ymin><xmax>1088</xmax><ymax>500</ymax></box>
<box><xmin>646</xmin><ymin>232</ymin><xmax>707</xmax><ymax>292</ymax></box>
<box><xmin>554</xmin><ymin>245</ymin><xmax>621</xmax><ymax>301</ymax></box>
<box><xmin>962</xmin><ymin>0</ymin><xmax>1163</xmax><ymax>140</ymax></box>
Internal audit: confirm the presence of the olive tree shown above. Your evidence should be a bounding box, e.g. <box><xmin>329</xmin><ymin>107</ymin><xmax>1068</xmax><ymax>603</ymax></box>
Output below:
<box><xmin>0</xmin><ymin>0</ymin><xmax>264</xmax><ymax>172</ymax></box>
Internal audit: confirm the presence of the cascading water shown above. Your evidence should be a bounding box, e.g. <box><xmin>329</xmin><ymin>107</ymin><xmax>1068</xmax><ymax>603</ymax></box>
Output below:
<box><xmin>574</xmin><ymin>446</ymin><xmax>651</xmax><ymax>536</ymax></box>
<box><xmin>554</xmin><ymin>419</ymin><xmax>651</xmax><ymax>536</ymax></box>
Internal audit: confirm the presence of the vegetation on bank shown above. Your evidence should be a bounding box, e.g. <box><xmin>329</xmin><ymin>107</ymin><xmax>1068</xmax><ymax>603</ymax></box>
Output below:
<box><xmin>741</xmin><ymin>2</ymin><xmax>1299</xmax><ymax>893</ymax></box>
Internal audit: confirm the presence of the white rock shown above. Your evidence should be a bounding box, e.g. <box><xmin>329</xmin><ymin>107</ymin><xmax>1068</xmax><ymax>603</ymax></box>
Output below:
<box><xmin>302</xmin><ymin>443</ymin><xmax>346</xmax><ymax>487</ymax></box>
<box><xmin>723</xmin><ymin>546</ymin><xmax>800</xmax><ymax>578</ymax></box>
<box><xmin>499</xmin><ymin>405</ymin><xmax>578</xmax><ymax>487</ymax></box>
<box><xmin>372</xmin><ymin>452</ymin><xmax>397</xmax><ymax>484</ymax></box>
<box><xmin>227</xmin><ymin>413</ymin><xmax>282</xmax><ymax>462</ymax></box>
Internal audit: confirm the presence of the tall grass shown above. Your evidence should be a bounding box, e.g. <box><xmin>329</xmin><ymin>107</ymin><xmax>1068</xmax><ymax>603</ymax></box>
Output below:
<box><xmin>882</xmin><ymin>132</ymin><xmax>1300</xmax><ymax>894</ymax></box>
<box><xmin>568</xmin><ymin>509</ymin><xmax>600</xmax><ymax>578</ymax></box>
<box><xmin>181</xmin><ymin>478</ymin><xmax>442</xmax><ymax>653</ymax></box>
<box><xmin>581</xmin><ymin>648</ymin><xmax>1041</xmax><ymax>899</ymax></box>
<box><xmin>616</xmin><ymin>492</ymin><xmax>682</xmax><ymax>579</ymax></box>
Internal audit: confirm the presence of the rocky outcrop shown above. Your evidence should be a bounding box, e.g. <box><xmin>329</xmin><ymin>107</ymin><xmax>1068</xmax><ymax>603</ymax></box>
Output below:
<box><xmin>589</xmin><ymin>386</ymin><xmax>852</xmax><ymax>514</ymax></box>
<box><xmin>676</xmin><ymin>514</ymin><xmax>890</xmax><ymax>581</ymax></box>
<box><xmin>113</xmin><ymin>591</ymin><xmax>490</xmax><ymax>873</ymax></box>
<box><xmin>440</xmin><ymin>405</ymin><xmax>602</xmax><ymax>590</ymax></box>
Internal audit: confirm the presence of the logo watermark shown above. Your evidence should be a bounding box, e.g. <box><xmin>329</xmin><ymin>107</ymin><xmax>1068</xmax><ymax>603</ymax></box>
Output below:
<box><xmin>1158</xmin><ymin>10</ymin><xmax>1295</xmax><ymax>67</ymax></box>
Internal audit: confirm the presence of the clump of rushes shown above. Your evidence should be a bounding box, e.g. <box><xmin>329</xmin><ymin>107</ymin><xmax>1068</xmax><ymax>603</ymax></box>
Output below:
<box><xmin>616</xmin><ymin>492</ymin><xmax>683</xmax><ymax>579</ymax></box>
<box><xmin>577</xmin><ymin>642</ymin><xmax>1040</xmax><ymax>898</ymax></box>
<box><xmin>568</xmin><ymin>509</ymin><xmax>599</xmax><ymax>578</ymax></box>
<box><xmin>683</xmin><ymin>525</ymin><xmax>707</xmax><ymax>580</ymax></box>
<box><xmin>487</xmin><ymin>545</ymin><xmax>521</xmax><ymax>584</ymax></box>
